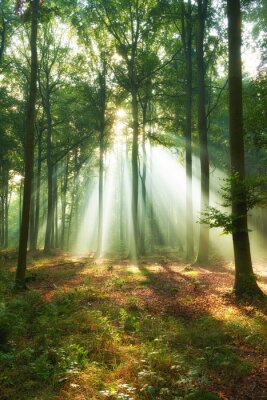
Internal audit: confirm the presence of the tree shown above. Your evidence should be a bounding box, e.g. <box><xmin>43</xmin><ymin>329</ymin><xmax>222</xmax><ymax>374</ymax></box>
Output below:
<box><xmin>181</xmin><ymin>0</ymin><xmax>194</xmax><ymax>261</ymax></box>
<box><xmin>37</xmin><ymin>21</ymin><xmax>69</xmax><ymax>253</ymax></box>
<box><xmin>0</xmin><ymin>0</ymin><xmax>15</xmax><ymax>67</ymax></box>
<box><xmin>195</xmin><ymin>0</ymin><xmax>210</xmax><ymax>264</ymax></box>
<box><xmin>227</xmin><ymin>0</ymin><xmax>263</xmax><ymax>297</ymax></box>
<box><xmin>15</xmin><ymin>0</ymin><xmax>40</xmax><ymax>290</ymax></box>
<box><xmin>92</xmin><ymin>0</ymin><xmax>159</xmax><ymax>260</ymax></box>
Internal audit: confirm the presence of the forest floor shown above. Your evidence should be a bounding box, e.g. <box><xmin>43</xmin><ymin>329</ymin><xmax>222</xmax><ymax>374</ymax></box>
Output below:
<box><xmin>0</xmin><ymin>251</ymin><xmax>267</xmax><ymax>400</ymax></box>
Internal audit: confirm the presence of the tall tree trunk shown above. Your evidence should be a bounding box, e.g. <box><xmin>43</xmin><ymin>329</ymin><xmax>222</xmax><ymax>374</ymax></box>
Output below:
<box><xmin>0</xmin><ymin>192</ymin><xmax>3</xmax><ymax>247</ymax></box>
<box><xmin>3</xmin><ymin>165</ymin><xmax>8</xmax><ymax>248</ymax></box>
<box><xmin>119</xmin><ymin>150</ymin><xmax>124</xmax><ymax>257</ymax></box>
<box><xmin>140</xmin><ymin>104</ymin><xmax>147</xmax><ymax>256</ymax></box>
<box><xmin>29</xmin><ymin>173</ymin><xmax>36</xmax><ymax>251</ymax></box>
<box><xmin>0</xmin><ymin>181</ymin><xmax>1</xmax><ymax>246</ymax></box>
<box><xmin>0</xmin><ymin>163</ymin><xmax>8</xmax><ymax>248</ymax></box>
<box><xmin>96</xmin><ymin>63</ymin><xmax>106</xmax><ymax>257</ymax></box>
<box><xmin>149</xmin><ymin>140</ymin><xmax>155</xmax><ymax>253</ymax></box>
<box><xmin>131</xmin><ymin>87</ymin><xmax>139</xmax><ymax>260</ymax></box>
<box><xmin>195</xmin><ymin>0</ymin><xmax>210</xmax><ymax>264</ymax></box>
<box><xmin>44</xmin><ymin>91</ymin><xmax>53</xmax><ymax>253</ymax></box>
<box><xmin>67</xmin><ymin>150</ymin><xmax>79</xmax><ymax>250</ymax></box>
<box><xmin>15</xmin><ymin>0</ymin><xmax>40</xmax><ymax>290</ymax></box>
<box><xmin>33</xmin><ymin>128</ymin><xmax>42</xmax><ymax>250</ymax></box>
<box><xmin>97</xmin><ymin>131</ymin><xmax>104</xmax><ymax>257</ymax></box>
<box><xmin>19</xmin><ymin>178</ymin><xmax>22</xmax><ymax>234</ymax></box>
<box><xmin>227</xmin><ymin>0</ymin><xmax>263</xmax><ymax>297</ymax></box>
<box><xmin>0</xmin><ymin>9</ymin><xmax>6</xmax><ymax>65</ymax></box>
<box><xmin>182</xmin><ymin>0</ymin><xmax>194</xmax><ymax>261</ymax></box>
<box><xmin>4</xmin><ymin>189</ymin><xmax>8</xmax><ymax>248</ymax></box>
<box><xmin>53</xmin><ymin>163</ymin><xmax>58</xmax><ymax>248</ymax></box>
<box><xmin>61</xmin><ymin>156</ymin><xmax>69</xmax><ymax>249</ymax></box>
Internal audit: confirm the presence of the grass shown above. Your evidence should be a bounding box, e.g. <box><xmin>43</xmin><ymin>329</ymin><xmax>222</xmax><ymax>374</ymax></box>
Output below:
<box><xmin>0</xmin><ymin>252</ymin><xmax>266</xmax><ymax>399</ymax></box>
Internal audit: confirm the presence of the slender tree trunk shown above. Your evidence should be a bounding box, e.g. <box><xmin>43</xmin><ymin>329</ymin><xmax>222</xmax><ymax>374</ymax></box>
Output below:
<box><xmin>29</xmin><ymin>173</ymin><xmax>36</xmax><ymax>251</ymax></box>
<box><xmin>227</xmin><ymin>0</ymin><xmax>263</xmax><ymax>297</ymax></box>
<box><xmin>0</xmin><ymin>10</ymin><xmax>6</xmax><ymax>65</ymax></box>
<box><xmin>182</xmin><ymin>0</ymin><xmax>194</xmax><ymax>261</ymax></box>
<box><xmin>67</xmin><ymin>151</ymin><xmax>78</xmax><ymax>250</ymax></box>
<box><xmin>149</xmin><ymin>140</ymin><xmax>155</xmax><ymax>253</ymax></box>
<box><xmin>44</xmin><ymin>92</ymin><xmax>53</xmax><ymax>253</ymax></box>
<box><xmin>4</xmin><ymin>191</ymin><xmax>8</xmax><ymax>248</ymax></box>
<box><xmin>131</xmin><ymin>87</ymin><xmax>139</xmax><ymax>260</ymax></box>
<box><xmin>0</xmin><ymin>164</ymin><xmax>8</xmax><ymax>248</ymax></box>
<box><xmin>3</xmin><ymin>165</ymin><xmax>8</xmax><ymax>248</ymax></box>
<box><xmin>15</xmin><ymin>0</ymin><xmax>40</xmax><ymax>290</ymax></box>
<box><xmin>97</xmin><ymin>132</ymin><xmax>104</xmax><ymax>257</ymax></box>
<box><xmin>19</xmin><ymin>178</ymin><xmax>22</xmax><ymax>234</ymax></box>
<box><xmin>96</xmin><ymin>61</ymin><xmax>107</xmax><ymax>257</ymax></box>
<box><xmin>120</xmin><ymin>150</ymin><xmax>124</xmax><ymax>257</ymax></box>
<box><xmin>67</xmin><ymin>202</ymin><xmax>73</xmax><ymax>250</ymax></box>
<box><xmin>196</xmin><ymin>0</ymin><xmax>209</xmax><ymax>264</ymax></box>
<box><xmin>33</xmin><ymin>129</ymin><xmax>42</xmax><ymax>249</ymax></box>
<box><xmin>0</xmin><ymin>163</ymin><xmax>2</xmax><ymax>247</ymax></box>
<box><xmin>140</xmin><ymin>104</ymin><xmax>147</xmax><ymax>256</ymax></box>
<box><xmin>61</xmin><ymin>156</ymin><xmax>69</xmax><ymax>249</ymax></box>
<box><xmin>0</xmin><ymin>199</ymin><xmax>2</xmax><ymax>247</ymax></box>
<box><xmin>54</xmin><ymin>163</ymin><xmax>58</xmax><ymax>248</ymax></box>
<box><xmin>0</xmin><ymin>191</ymin><xmax>3</xmax><ymax>247</ymax></box>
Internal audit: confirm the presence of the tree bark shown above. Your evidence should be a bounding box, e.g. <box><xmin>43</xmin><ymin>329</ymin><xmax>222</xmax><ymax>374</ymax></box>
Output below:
<box><xmin>149</xmin><ymin>138</ymin><xmax>155</xmax><ymax>253</ymax></box>
<box><xmin>131</xmin><ymin>87</ymin><xmax>139</xmax><ymax>260</ymax></box>
<box><xmin>96</xmin><ymin>64</ymin><xmax>106</xmax><ymax>258</ymax></box>
<box><xmin>29</xmin><ymin>173</ymin><xmax>36</xmax><ymax>251</ymax></box>
<box><xmin>33</xmin><ymin>127</ymin><xmax>42</xmax><ymax>250</ymax></box>
<box><xmin>227</xmin><ymin>0</ymin><xmax>263</xmax><ymax>297</ymax></box>
<box><xmin>0</xmin><ymin>193</ymin><xmax>3</xmax><ymax>247</ymax></box>
<box><xmin>44</xmin><ymin>85</ymin><xmax>53</xmax><ymax>253</ymax></box>
<box><xmin>181</xmin><ymin>0</ymin><xmax>194</xmax><ymax>261</ymax></box>
<box><xmin>15</xmin><ymin>0</ymin><xmax>40</xmax><ymax>290</ymax></box>
<box><xmin>119</xmin><ymin>148</ymin><xmax>125</xmax><ymax>257</ymax></box>
<box><xmin>0</xmin><ymin>8</ymin><xmax>6</xmax><ymax>65</ymax></box>
<box><xmin>97</xmin><ymin>132</ymin><xmax>104</xmax><ymax>257</ymax></box>
<box><xmin>140</xmin><ymin>103</ymin><xmax>147</xmax><ymax>256</ymax></box>
<box><xmin>67</xmin><ymin>150</ymin><xmax>79</xmax><ymax>250</ymax></box>
<box><xmin>60</xmin><ymin>155</ymin><xmax>69</xmax><ymax>249</ymax></box>
<box><xmin>53</xmin><ymin>162</ymin><xmax>58</xmax><ymax>248</ymax></box>
<box><xmin>195</xmin><ymin>0</ymin><xmax>210</xmax><ymax>264</ymax></box>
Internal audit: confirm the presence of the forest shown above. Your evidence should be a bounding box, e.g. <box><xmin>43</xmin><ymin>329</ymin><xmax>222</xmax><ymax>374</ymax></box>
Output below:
<box><xmin>0</xmin><ymin>0</ymin><xmax>267</xmax><ymax>399</ymax></box>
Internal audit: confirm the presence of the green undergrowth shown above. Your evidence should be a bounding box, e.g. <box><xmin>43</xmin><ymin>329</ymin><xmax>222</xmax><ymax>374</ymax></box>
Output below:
<box><xmin>0</xmin><ymin>255</ymin><xmax>266</xmax><ymax>399</ymax></box>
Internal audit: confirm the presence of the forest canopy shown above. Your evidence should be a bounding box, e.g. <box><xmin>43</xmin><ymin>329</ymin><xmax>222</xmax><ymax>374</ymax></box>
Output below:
<box><xmin>0</xmin><ymin>0</ymin><xmax>267</xmax><ymax>291</ymax></box>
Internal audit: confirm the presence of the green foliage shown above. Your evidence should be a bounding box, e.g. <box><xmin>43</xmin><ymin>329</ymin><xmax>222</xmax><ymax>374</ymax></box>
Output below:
<box><xmin>202</xmin><ymin>345</ymin><xmax>253</xmax><ymax>376</ymax></box>
<box><xmin>199</xmin><ymin>207</ymin><xmax>233</xmax><ymax>234</ymax></box>
<box><xmin>184</xmin><ymin>390</ymin><xmax>221</xmax><ymax>400</ymax></box>
<box><xmin>200</xmin><ymin>173</ymin><xmax>267</xmax><ymax>234</ymax></box>
<box><xmin>244</xmin><ymin>75</ymin><xmax>267</xmax><ymax>149</ymax></box>
<box><xmin>220</xmin><ymin>174</ymin><xmax>267</xmax><ymax>210</ymax></box>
